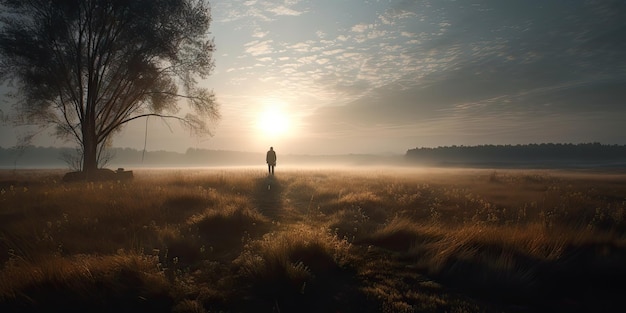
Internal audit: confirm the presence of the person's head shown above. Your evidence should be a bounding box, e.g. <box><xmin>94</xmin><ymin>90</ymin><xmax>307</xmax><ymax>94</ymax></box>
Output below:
<box><xmin>270</xmin><ymin>147</ymin><xmax>273</xmax><ymax>150</ymax></box>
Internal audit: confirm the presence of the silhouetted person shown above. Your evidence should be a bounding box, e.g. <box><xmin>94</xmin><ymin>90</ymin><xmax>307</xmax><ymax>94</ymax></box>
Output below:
<box><xmin>266</xmin><ymin>146</ymin><xmax>277</xmax><ymax>175</ymax></box>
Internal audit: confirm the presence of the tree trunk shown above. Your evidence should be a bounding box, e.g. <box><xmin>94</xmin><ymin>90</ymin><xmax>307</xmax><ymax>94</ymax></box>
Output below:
<box><xmin>82</xmin><ymin>122</ymin><xmax>99</xmax><ymax>174</ymax></box>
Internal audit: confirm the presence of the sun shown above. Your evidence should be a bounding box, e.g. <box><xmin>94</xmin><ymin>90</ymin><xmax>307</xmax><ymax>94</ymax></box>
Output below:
<box><xmin>255</xmin><ymin>104</ymin><xmax>291</xmax><ymax>137</ymax></box>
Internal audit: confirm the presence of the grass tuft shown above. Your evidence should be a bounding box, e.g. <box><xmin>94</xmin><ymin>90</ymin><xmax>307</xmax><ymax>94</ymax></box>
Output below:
<box><xmin>188</xmin><ymin>205</ymin><xmax>269</xmax><ymax>258</ymax></box>
<box><xmin>0</xmin><ymin>253</ymin><xmax>172</xmax><ymax>312</ymax></box>
<box><xmin>361</xmin><ymin>218</ymin><xmax>441</xmax><ymax>251</ymax></box>
<box><xmin>232</xmin><ymin>226</ymin><xmax>365</xmax><ymax>312</ymax></box>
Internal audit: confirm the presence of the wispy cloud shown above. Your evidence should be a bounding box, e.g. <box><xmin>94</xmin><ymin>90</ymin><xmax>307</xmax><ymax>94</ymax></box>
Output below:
<box><xmin>351</xmin><ymin>23</ymin><xmax>370</xmax><ymax>33</ymax></box>
<box><xmin>244</xmin><ymin>40</ymin><xmax>274</xmax><ymax>56</ymax></box>
<box><xmin>251</xmin><ymin>29</ymin><xmax>269</xmax><ymax>38</ymax></box>
<box><xmin>267</xmin><ymin>5</ymin><xmax>304</xmax><ymax>16</ymax></box>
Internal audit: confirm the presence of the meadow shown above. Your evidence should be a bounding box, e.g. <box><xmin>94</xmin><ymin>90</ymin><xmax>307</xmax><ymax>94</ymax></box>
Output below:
<box><xmin>1</xmin><ymin>167</ymin><xmax>625</xmax><ymax>312</ymax></box>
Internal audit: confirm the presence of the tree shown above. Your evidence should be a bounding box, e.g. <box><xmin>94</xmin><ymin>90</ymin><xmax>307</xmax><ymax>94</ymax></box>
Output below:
<box><xmin>0</xmin><ymin>0</ymin><xmax>219</xmax><ymax>174</ymax></box>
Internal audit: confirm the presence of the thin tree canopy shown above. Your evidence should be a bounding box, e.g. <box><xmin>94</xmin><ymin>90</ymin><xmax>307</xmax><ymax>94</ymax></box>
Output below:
<box><xmin>0</xmin><ymin>0</ymin><xmax>219</xmax><ymax>173</ymax></box>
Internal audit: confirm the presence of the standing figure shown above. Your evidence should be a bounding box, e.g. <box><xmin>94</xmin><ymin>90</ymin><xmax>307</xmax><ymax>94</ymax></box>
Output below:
<box><xmin>266</xmin><ymin>146</ymin><xmax>277</xmax><ymax>175</ymax></box>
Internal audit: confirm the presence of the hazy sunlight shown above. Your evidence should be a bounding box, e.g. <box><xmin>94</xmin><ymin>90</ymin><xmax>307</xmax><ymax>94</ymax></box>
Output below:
<box><xmin>255</xmin><ymin>100</ymin><xmax>292</xmax><ymax>138</ymax></box>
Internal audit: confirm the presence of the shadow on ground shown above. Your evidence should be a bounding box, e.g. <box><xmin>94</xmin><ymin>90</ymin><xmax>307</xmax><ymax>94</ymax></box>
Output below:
<box><xmin>253</xmin><ymin>175</ymin><xmax>284</xmax><ymax>220</ymax></box>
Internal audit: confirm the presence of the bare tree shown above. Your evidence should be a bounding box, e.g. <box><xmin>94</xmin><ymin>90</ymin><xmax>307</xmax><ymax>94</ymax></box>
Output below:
<box><xmin>0</xmin><ymin>0</ymin><xmax>219</xmax><ymax>174</ymax></box>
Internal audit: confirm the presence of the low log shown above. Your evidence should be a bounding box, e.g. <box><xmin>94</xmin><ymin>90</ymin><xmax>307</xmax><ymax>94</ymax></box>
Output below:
<box><xmin>62</xmin><ymin>168</ymin><xmax>134</xmax><ymax>182</ymax></box>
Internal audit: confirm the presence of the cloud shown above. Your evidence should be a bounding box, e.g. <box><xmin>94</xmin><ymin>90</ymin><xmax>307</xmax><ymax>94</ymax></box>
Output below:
<box><xmin>251</xmin><ymin>30</ymin><xmax>269</xmax><ymax>38</ymax></box>
<box><xmin>215</xmin><ymin>0</ymin><xmax>306</xmax><ymax>23</ymax></box>
<box><xmin>244</xmin><ymin>40</ymin><xmax>274</xmax><ymax>56</ymax></box>
<box><xmin>351</xmin><ymin>23</ymin><xmax>370</xmax><ymax>33</ymax></box>
<box><xmin>297</xmin><ymin>55</ymin><xmax>317</xmax><ymax>65</ymax></box>
<box><xmin>267</xmin><ymin>5</ymin><xmax>305</xmax><ymax>16</ymax></box>
<box><xmin>321</xmin><ymin>49</ymin><xmax>344</xmax><ymax>56</ymax></box>
<box><xmin>219</xmin><ymin>1</ymin><xmax>446</xmax><ymax>103</ymax></box>
<box><xmin>336</xmin><ymin>35</ymin><xmax>349</xmax><ymax>42</ymax></box>
<box><xmin>288</xmin><ymin>42</ymin><xmax>311</xmax><ymax>52</ymax></box>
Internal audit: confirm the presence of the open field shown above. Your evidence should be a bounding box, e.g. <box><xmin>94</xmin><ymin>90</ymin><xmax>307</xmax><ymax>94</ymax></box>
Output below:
<box><xmin>1</xmin><ymin>167</ymin><xmax>625</xmax><ymax>312</ymax></box>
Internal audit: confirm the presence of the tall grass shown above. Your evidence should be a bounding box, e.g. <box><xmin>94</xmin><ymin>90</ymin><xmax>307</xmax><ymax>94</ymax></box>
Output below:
<box><xmin>232</xmin><ymin>225</ymin><xmax>356</xmax><ymax>312</ymax></box>
<box><xmin>1</xmin><ymin>167</ymin><xmax>625</xmax><ymax>312</ymax></box>
<box><xmin>0</xmin><ymin>252</ymin><xmax>172</xmax><ymax>312</ymax></box>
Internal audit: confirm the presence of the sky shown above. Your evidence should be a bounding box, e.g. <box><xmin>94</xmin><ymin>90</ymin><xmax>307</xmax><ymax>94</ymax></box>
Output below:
<box><xmin>1</xmin><ymin>0</ymin><xmax>626</xmax><ymax>155</ymax></box>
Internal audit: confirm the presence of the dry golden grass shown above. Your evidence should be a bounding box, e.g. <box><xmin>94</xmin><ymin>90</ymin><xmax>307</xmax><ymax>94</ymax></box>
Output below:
<box><xmin>0</xmin><ymin>252</ymin><xmax>172</xmax><ymax>312</ymax></box>
<box><xmin>1</xmin><ymin>167</ymin><xmax>625</xmax><ymax>312</ymax></box>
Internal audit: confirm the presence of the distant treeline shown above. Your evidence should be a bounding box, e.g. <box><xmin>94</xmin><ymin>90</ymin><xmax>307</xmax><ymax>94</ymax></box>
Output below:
<box><xmin>406</xmin><ymin>143</ymin><xmax>626</xmax><ymax>167</ymax></box>
<box><xmin>4</xmin><ymin>144</ymin><xmax>625</xmax><ymax>169</ymax></box>
<box><xmin>0</xmin><ymin>146</ymin><xmax>401</xmax><ymax>169</ymax></box>
<box><xmin>0</xmin><ymin>146</ymin><xmax>263</xmax><ymax>168</ymax></box>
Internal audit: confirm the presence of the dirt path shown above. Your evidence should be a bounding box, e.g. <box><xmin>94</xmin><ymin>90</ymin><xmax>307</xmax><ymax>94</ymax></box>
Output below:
<box><xmin>252</xmin><ymin>176</ymin><xmax>285</xmax><ymax>219</ymax></box>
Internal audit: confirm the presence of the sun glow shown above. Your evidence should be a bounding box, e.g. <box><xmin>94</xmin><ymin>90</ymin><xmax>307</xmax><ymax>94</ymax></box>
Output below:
<box><xmin>255</xmin><ymin>101</ymin><xmax>292</xmax><ymax>137</ymax></box>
